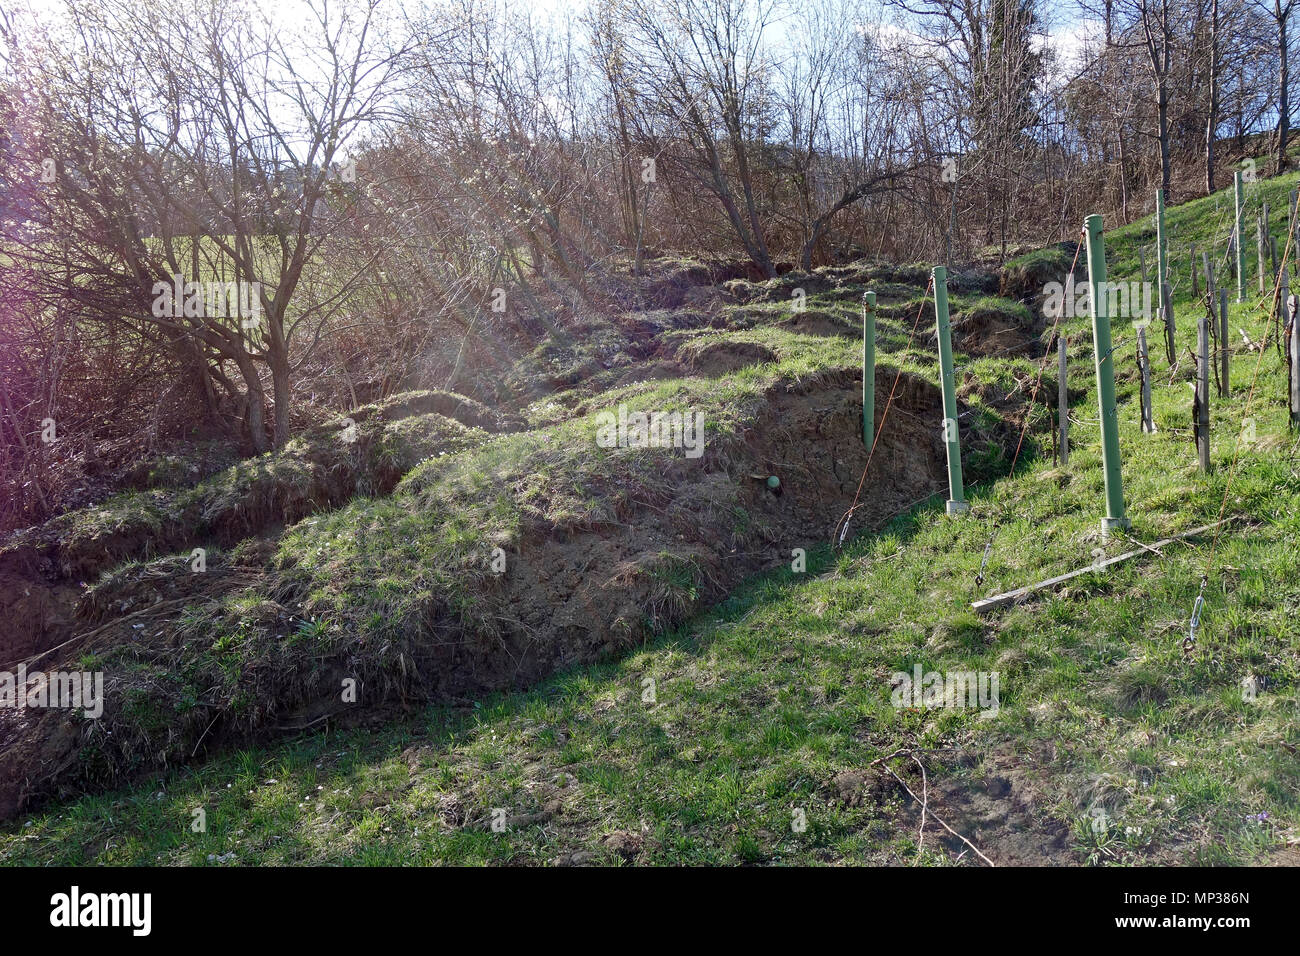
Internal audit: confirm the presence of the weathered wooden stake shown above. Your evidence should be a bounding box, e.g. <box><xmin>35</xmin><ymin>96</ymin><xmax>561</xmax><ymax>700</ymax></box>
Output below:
<box><xmin>1162</xmin><ymin>280</ymin><xmax>1175</xmax><ymax>366</ymax></box>
<box><xmin>1220</xmin><ymin>287</ymin><xmax>1230</xmax><ymax>397</ymax></box>
<box><xmin>1138</xmin><ymin>326</ymin><xmax>1155</xmax><ymax>433</ymax></box>
<box><xmin>1283</xmin><ymin>271</ymin><xmax>1292</xmax><ymax>332</ymax></box>
<box><xmin>862</xmin><ymin>291</ymin><xmax>876</xmax><ymax>449</ymax></box>
<box><xmin>1284</xmin><ymin>273</ymin><xmax>1295</xmax><ymax>423</ymax></box>
<box><xmin>932</xmin><ymin>266</ymin><xmax>968</xmax><ymax>515</ymax></box>
<box><xmin>971</xmin><ymin>520</ymin><xmax>1234</xmax><ymax>614</ymax></box>
<box><xmin>1197</xmin><ymin>313</ymin><xmax>1211</xmax><ymax>471</ymax></box>
<box><xmin>1292</xmin><ymin>188</ymin><xmax>1299</xmax><ymax>278</ymax></box>
<box><xmin>1258</xmin><ymin>207</ymin><xmax>1269</xmax><ymax>294</ymax></box>
<box><xmin>1058</xmin><ymin>334</ymin><xmax>1069</xmax><ymax>466</ymax></box>
<box><xmin>1234</xmin><ymin>170</ymin><xmax>1246</xmax><ymax>302</ymax></box>
<box><xmin>1207</xmin><ymin>281</ymin><xmax>1222</xmax><ymax>395</ymax></box>
<box><xmin>1290</xmin><ymin>287</ymin><xmax>1300</xmax><ymax>429</ymax></box>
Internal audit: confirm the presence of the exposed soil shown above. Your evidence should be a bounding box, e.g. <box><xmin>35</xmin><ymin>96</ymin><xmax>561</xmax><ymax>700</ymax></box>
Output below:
<box><xmin>685</xmin><ymin>340</ymin><xmax>781</xmax><ymax>374</ymax></box>
<box><xmin>0</xmin><ymin>569</ymin><xmax>80</xmax><ymax>666</ymax></box>
<box><xmin>953</xmin><ymin>305</ymin><xmax>1041</xmax><ymax>359</ymax></box>
<box><xmin>839</xmin><ymin>747</ymin><xmax>1077</xmax><ymax>866</ymax></box>
<box><xmin>778</xmin><ymin>309</ymin><xmax>856</xmax><ymax>338</ymax></box>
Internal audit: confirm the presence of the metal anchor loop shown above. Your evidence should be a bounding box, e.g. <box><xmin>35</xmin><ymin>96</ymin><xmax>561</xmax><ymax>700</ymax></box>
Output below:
<box><xmin>1184</xmin><ymin>578</ymin><xmax>1208</xmax><ymax>655</ymax></box>
<box><xmin>975</xmin><ymin>538</ymin><xmax>993</xmax><ymax>586</ymax></box>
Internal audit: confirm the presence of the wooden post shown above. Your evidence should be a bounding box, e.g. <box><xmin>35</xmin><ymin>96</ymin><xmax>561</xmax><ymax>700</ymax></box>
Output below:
<box><xmin>1235</xmin><ymin>170</ymin><xmax>1246</xmax><ymax>302</ymax></box>
<box><xmin>1283</xmin><ymin>271</ymin><xmax>1292</xmax><ymax>336</ymax></box>
<box><xmin>971</xmin><ymin>521</ymin><xmax>1234</xmax><ymax>614</ymax></box>
<box><xmin>1290</xmin><ymin>286</ymin><xmax>1300</xmax><ymax>429</ymax></box>
<box><xmin>1258</xmin><ymin>207</ymin><xmax>1269</xmax><ymax>294</ymax></box>
<box><xmin>933</xmin><ymin>266</ymin><xmax>968</xmax><ymax>515</ymax></box>
<box><xmin>1197</xmin><ymin>313</ymin><xmax>1211</xmax><ymax>471</ymax></box>
<box><xmin>1058</xmin><ymin>334</ymin><xmax>1069</xmax><ymax>466</ymax></box>
<box><xmin>1207</xmin><ymin>285</ymin><xmax>1221</xmax><ymax>394</ymax></box>
<box><xmin>1220</xmin><ymin>288</ymin><xmax>1230</xmax><ymax>397</ymax></box>
<box><xmin>1283</xmin><ymin>272</ymin><xmax>1295</xmax><ymax>424</ymax></box>
<box><xmin>1163</xmin><ymin>280</ymin><xmax>1175</xmax><ymax>366</ymax></box>
<box><xmin>1138</xmin><ymin>326</ymin><xmax>1155</xmax><ymax>433</ymax></box>
<box><xmin>862</xmin><ymin>291</ymin><xmax>876</xmax><ymax>449</ymax></box>
<box><xmin>1284</xmin><ymin>272</ymin><xmax>1293</xmax><ymax>339</ymax></box>
<box><xmin>1292</xmin><ymin>188</ymin><xmax>1299</xmax><ymax>278</ymax></box>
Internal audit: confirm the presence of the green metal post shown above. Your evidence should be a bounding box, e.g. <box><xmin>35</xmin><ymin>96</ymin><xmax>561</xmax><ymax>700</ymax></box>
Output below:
<box><xmin>1083</xmin><ymin>215</ymin><xmax>1130</xmax><ymax>534</ymax></box>
<box><xmin>1235</xmin><ymin>170</ymin><xmax>1247</xmax><ymax>303</ymax></box>
<box><xmin>862</xmin><ymin>291</ymin><xmax>876</xmax><ymax>449</ymax></box>
<box><xmin>932</xmin><ymin>266</ymin><xmax>968</xmax><ymax>515</ymax></box>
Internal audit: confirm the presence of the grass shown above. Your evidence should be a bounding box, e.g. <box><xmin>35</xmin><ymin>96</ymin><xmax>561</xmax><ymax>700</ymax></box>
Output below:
<box><xmin>3</xmin><ymin>181</ymin><xmax>1299</xmax><ymax>864</ymax></box>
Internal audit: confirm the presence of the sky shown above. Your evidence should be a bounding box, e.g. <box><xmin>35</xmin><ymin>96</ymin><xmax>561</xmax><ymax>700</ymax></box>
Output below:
<box><xmin>11</xmin><ymin>0</ymin><xmax>1103</xmax><ymax>69</ymax></box>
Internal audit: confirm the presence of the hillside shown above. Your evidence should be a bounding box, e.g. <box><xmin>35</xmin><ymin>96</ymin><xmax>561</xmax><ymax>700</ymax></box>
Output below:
<box><xmin>2</xmin><ymin>178</ymin><xmax>1298</xmax><ymax>866</ymax></box>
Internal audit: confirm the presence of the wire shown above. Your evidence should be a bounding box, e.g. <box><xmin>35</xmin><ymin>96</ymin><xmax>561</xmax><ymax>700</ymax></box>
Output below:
<box><xmin>1007</xmin><ymin>233</ymin><xmax>1086</xmax><ymax>475</ymax></box>
<box><xmin>835</xmin><ymin>277</ymin><xmax>935</xmax><ymax>547</ymax></box>
<box><xmin>1200</xmin><ymin>186</ymin><xmax>1298</xmax><ymax>582</ymax></box>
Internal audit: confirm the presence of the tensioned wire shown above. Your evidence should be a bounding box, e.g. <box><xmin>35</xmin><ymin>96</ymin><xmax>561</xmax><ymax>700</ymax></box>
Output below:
<box><xmin>835</xmin><ymin>276</ymin><xmax>936</xmax><ymax>547</ymax></box>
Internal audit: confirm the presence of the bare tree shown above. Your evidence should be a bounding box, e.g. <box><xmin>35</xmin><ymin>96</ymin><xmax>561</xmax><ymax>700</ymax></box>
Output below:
<box><xmin>1257</xmin><ymin>0</ymin><xmax>1296</xmax><ymax>174</ymax></box>
<box><xmin>4</xmin><ymin>0</ymin><xmax>402</xmax><ymax>452</ymax></box>
<box><xmin>1207</xmin><ymin>0</ymin><xmax>1222</xmax><ymax>191</ymax></box>
<box><xmin>618</xmin><ymin>0</ymin><xmax>782</xmax><ymax>278</ymax></box>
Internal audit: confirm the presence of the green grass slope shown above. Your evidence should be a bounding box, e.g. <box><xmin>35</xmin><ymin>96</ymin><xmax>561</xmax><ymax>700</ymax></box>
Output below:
<box><xmin>3</xmin><ymin>179</ymin><xmax>1298</xmax><ymax>865</ymax></box>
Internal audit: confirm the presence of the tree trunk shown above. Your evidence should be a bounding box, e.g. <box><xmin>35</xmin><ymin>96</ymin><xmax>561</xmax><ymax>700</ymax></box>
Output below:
<box><xmin>1157</xmin><ymin>78</ymin><xmax>1171</xmax><ymax>197</ymax></box>
<box><xmin>1206</xmin><ymin>0</ymin><xmax>1219</xmax><ymax>194</ymax></box>
<box><xmin>1278</xmin><ymin>0</ymin><xmax>1291</xmax><ymax>176</ymax></box>
<box><xmin>234</xmin><ymin>353</ymin><xmax>269</xmax><ymax>454</ymax></box>
<box><xmin>1117</xmin><ymin>119</ymin><xmax>1130</xmax><ymax>223</ymax></box>
<box><xmin>271</xmin><ymin>353</ymin><xmax>291</xmax><ymax>450</ymax></box>
<box><xmin>730</xmin><ymin>131</ymin><xmax>776</xmax><ymax>278</ymax></box>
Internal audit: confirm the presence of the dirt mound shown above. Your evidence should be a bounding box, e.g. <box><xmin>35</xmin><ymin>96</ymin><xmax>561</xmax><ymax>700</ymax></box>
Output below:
<box><xmin>349</xmin><ymin>389</ymin><xmax>524</xmax><ymax>433</ymax></box>
<box><xmin>952</xmin><ymin>300</ymin><xmax>1040</xmax><ymax>358</ymax></box>
<box><xmin>999</xmin><ymin>243</ymin><xmax>1083</xmax><ymax>317</ymax></box>
<box><xmin>0</xmin><ymin>569</ymin><xmax>79</xmax><ymax>667</ymax></box>
<box><xmin>612</xmin><ymin>361</ymin><xmax>688</xmax><ymax>387</ymax></box>
<box><xmin>643</xmin><ymin>259</ymin><xmax>764</xmax><ymax>309</ymax></box>
<box><xmin>0</xmin><ymin>404</ymin><xmax>489</xmax><ymax>686</ymax></box>
<box><xmin>0</xmin><ymin>398</ymin><xmax>487</xmax><ymax>582</ymax></box>
<box><xmin>778</xmin><ymin>310</ymin><xmax>855</xmax><ymax>337</ymax></box>
<box><xmin>0</xmin><ymin>362</ymin><xmax>982</xmax><ymax>820</ymax></box>
<box><xmin>684</xmin><ymin>340</ymin><xmax>780</xmax><ymax>374</ymax></box>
